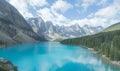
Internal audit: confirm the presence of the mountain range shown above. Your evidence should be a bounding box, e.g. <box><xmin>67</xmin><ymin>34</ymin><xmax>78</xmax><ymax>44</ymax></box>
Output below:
<box><xmin>27</xmin><ymin>17</ymin><xmax>103</xmax><ymax>41</ymax></box>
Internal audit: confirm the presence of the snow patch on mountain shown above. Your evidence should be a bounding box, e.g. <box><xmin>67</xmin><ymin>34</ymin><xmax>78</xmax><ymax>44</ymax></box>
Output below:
<box><xmin>27</xmin><ymin>17</ymin><xmax>103</xmax><ymax>41</ymax></box>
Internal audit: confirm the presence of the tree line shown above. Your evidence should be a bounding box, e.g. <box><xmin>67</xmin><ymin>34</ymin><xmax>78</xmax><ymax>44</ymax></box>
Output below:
<box><xmin>61</xmin><ymin>30</ymin><xmax>120</xmax><ymax>61</ymax></box>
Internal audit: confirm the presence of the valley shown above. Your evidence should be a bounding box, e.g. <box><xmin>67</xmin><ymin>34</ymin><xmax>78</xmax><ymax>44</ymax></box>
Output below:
<box><xmin>0</xmin><ymin>0</ymin><xmax>120</xmax><ymax>71</ymax></box>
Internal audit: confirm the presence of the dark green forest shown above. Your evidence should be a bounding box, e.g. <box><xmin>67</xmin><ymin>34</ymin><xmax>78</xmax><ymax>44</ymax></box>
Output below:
<box><xmin>61</xmin><ymin>23</ymin><xmax>120</xmax><ymax>61</ymax></box>
<box><xmin>0</xmin><ymin>40</ymin><xmax>5</xmax><ymax>47</ymax></box>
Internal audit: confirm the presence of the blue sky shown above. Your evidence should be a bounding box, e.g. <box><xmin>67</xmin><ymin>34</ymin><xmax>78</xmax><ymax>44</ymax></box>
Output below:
<box><xmin>7</xmin><ymin>0</ymin><xmax>120</xmax><ymax>27</ymax></box>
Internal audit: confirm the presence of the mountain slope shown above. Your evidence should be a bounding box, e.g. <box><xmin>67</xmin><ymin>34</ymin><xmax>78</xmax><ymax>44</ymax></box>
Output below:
<box><xmin>27</xmin><ymin>17</ymin><xmax>103</xmax><ymax>41</ymax></box>
<box><xmin>61</xmin><ymin>22</ymin><xmax>120</xmax><ymax>61</ymax></box>
<box><xmin>0</xmin><ymin>0</ymin><xmax>45</xmax><ymax>47</ymax></box>
<box><xmin>103</xmin><ymin>22</ymin><xmax>120</xmax><ymax>32</ymax></box>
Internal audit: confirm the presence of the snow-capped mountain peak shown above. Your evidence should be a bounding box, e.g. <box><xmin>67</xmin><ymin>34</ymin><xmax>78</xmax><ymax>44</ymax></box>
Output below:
<box><xmin>27</xmin><ymin>17</ymin><xmax>104</xmax><ymax>40</ymax></box>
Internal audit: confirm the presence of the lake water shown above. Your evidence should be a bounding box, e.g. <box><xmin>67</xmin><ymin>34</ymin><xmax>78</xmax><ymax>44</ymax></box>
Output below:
<box><xmin>0</xmin><ymin>42</ymin><xmax>120</xmax><ymax>71</ymax></box>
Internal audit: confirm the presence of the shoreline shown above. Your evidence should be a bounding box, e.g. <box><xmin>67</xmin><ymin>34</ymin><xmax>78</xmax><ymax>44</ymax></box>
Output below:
<box><xmin>87</xmin><ymin>48</ymin><xmax>120</xmax><ymax>66</ymax></box>
<box><xmin>0</xmin><ymin>58</ymin><xmax>18</xmax><ymax>71</ymax></box>
<box><xmin>102</xmin><ymin>55</ymin><xmax>120</xmax><ymax>66</ymax></box>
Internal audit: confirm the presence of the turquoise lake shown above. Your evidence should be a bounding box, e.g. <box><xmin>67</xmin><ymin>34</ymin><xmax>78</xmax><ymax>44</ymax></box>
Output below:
<box><xmin>0</xmin><ymin>42</ymin><xmax>120</xmax><ymax>71</ymax></box>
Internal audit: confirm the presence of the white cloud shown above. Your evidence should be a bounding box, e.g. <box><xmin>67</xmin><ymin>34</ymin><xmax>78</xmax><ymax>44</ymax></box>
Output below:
<box><xmin>114</xmin><ymin>0</ymin><xmax>120</xmax><ymax>4</ymax></box>
<box><xmin>95</xmin><ymin>5</ymin><xmax>120</xmax><ymax>19</ymax></box>
<box><xmin>70</xmin><ymin>17</ymin><xmax>108</xmax><ymax>27</ymax></box>
<box><xmin>29</xmin><ymin>0</ymin><xmax>48</xmax><ymax>7</ymax></box>
<box><xmin>8</xmin><ymin>0</ymin><xmax>48</xmax><ymax>18</ymax></box>
<box><xmin>99</xmin><ymin>0</ymin><xmax>107</xmax><ymax>5</ymax></box>
<box><xmin>93</xmin><ymin>0</ymin><xmax>120</xmax><ymax>26</ymax></box>
<box><xmin>8</xmin><ymin>0</ymin><xmax>120</xmax><ymax>28</ymax></box>
<box><xmin>70</xmin><ymin>0</ymin><xmax>120</xmax><ymax>27</ymax></box>
<box><xmin>70</xmin><ymin>2</ymin><xmax>120</xmax><ymax>27</ymax></box>
<box><xmin>37</xmin><ymin>0</ymin><xmax>72</xmax><ymax>26</ymax></box>
<box><xmin>8</xmin><ymin>0</ymin><xmax>71</xmax><ymax>25</ymax></box>
<box><xmin>51</xmin><ymin>0</ymin><xmax>73</xmax><ymax>13</ymax></box>
<box><xmin>37</xmin><ymin>7</ymin><xmax>55</xmax><ymax>22</ymax></box>
<box><xmin>37</xmin><ymin>7</ymin><xmax>70</xmax><ymax>26</ymax></box>
<box><xmin>37</xmin><ymin>0</ymin><xmax>120</xmax><ymax>27</ymax></box>
<box><xmin>70</xmin><ymin>19</ymin><xmax>89</xmax><ymax>26</ymax></box>
<box><xmin>9</xmin><ymin>0</ymin><xmax>33</xmax><ymax>17</ymax></box>
<box><xmin>81</xmin><ymin>0</ymin><xmax>96</xmax><ymax>11</ymax></box>
<box><xmin>88</xmin><ymin>13</ymin><xmax>94</xmax><ymax>18</ymax></box>
<box><xmin>89</xmin><ymin>17</ymin><xmax>108</xmax><ymax>27</ymax></box>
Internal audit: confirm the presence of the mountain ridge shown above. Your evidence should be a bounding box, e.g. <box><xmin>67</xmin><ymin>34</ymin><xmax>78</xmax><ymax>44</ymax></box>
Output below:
<box><xmin>103</xmin><ymin>22</ymin><xmax>120</xmax><ymax>32</ymax></box>
<box><xmin>27</xmin><ymin>17</ymin><xmax>103</xmax><ymax>41</ymax></box>
<box><xmin>0</xmin><ymin>0</ymin><xmax>45</xmax><ymax>47</ymax></box>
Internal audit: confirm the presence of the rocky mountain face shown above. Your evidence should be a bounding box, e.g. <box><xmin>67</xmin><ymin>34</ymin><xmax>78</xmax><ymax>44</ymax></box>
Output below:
<box><xmin>0</xmin><ymin>58</ymin><xmax>18</xmax><ymax>71</ymax></box>
<box><xmin>27</xmin><ymin>17</ymin><xmax>103</xmax><ymax>41</ymax></box>
<box><xmin>0</xmin><ymin>0</ymin><xmax>45</xmax><ymax>47</ymax></box>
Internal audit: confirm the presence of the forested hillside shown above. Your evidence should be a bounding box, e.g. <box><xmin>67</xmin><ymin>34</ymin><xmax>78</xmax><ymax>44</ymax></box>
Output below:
<box><xmin>61</xmin><ymin>22</ymin><xmax>120</xmax><ymax>61</ymax></box>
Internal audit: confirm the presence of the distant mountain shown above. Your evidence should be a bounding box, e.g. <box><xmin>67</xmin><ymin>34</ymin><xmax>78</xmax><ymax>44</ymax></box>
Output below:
<box><xmin>0</xmin><ymin>0</ymin><xmax>45</xmax><ymax>47</ymax></box>
<box><xmin>27</xmin><ymin>17</ymin><xmax>103</xmax><ymax>41</ymax></box>
<box><xmin>103</xmin><ymin>22</ymin><xmax>120</xmax><ymax>32</ymax></box>
<box><xmin>61</xmin><ymin>22</ymin><xmax>120</xmax><ymax>61</ymax></box>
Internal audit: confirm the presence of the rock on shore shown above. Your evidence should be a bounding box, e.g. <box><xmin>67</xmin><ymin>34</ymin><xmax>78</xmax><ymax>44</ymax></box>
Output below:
<box><xmin>0</xmin><ymin>58</ymin><xmax>17</xmax><ymax>71</ymax></box>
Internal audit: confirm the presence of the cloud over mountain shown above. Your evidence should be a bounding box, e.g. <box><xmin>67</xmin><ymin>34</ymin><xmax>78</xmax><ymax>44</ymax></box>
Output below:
<box><xmin>7</xmin><ymin>0</ymin><xmax>120</xmax><ymax>27</ymax></box>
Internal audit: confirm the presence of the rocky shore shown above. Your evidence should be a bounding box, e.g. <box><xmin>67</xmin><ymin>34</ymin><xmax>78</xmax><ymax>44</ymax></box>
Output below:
<box><xmin>0</xmin><ymin>58</ymin><xmax>18</xmax><ymax>71</ymax></box>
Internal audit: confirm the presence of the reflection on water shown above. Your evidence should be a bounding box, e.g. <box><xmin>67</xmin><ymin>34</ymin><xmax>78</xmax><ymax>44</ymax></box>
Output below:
<box><xmin>55</xmin><ymin>62</ymin><xmax>95</xmax><ymax>71</ymax></box>
<box><xmin>0</xmin><ymin>42</ymin><xmax>120</xmax><ymax>71</ymax></box>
